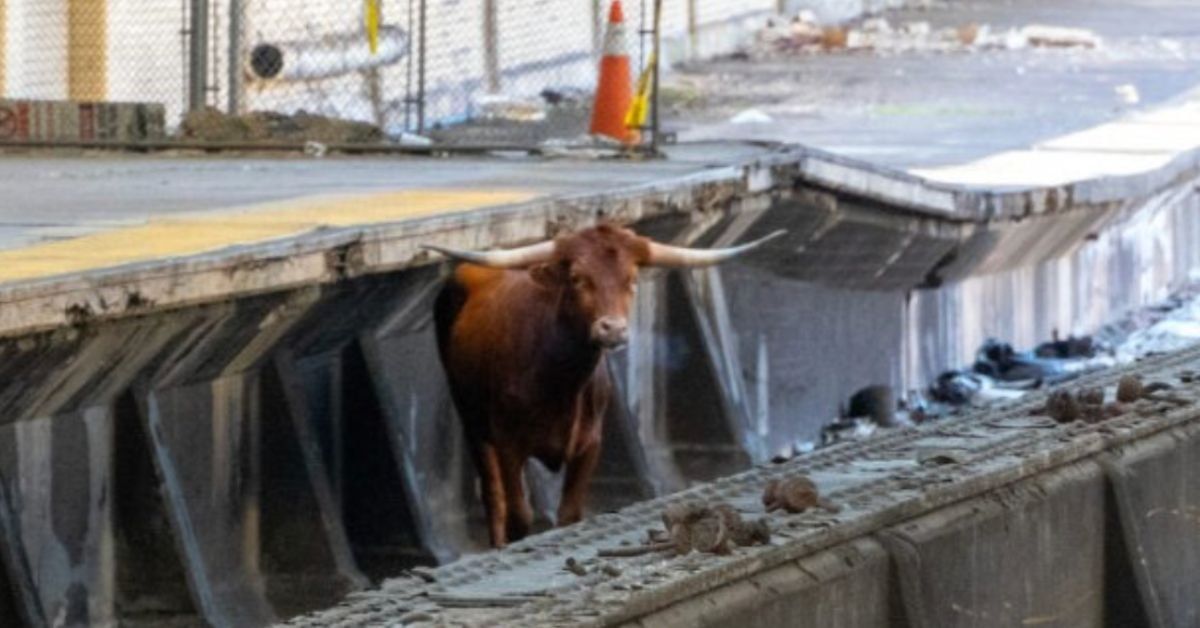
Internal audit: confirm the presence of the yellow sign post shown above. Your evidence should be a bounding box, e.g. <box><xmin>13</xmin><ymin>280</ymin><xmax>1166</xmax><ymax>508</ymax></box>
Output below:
<box><xmin>365</xmin><ymin>0</ymin><xmax>381</xmax><ymax>54</ymax></box>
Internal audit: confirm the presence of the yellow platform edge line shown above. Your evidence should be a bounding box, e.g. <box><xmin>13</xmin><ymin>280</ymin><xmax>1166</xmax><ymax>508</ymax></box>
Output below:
<box><xmin>0</xmin><ymin>188</ymin><xmax>535</xmax><ymax>283</ymax></box>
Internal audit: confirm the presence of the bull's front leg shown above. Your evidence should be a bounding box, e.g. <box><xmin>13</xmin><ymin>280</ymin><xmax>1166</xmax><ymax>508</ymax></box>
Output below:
<box><xmin>556</xmin><ymin>438</ymin><xmax>601</xmax><ymax>526</ymax></box>
<box><xmin>475</xmin><ymin>442</ymin><xmax>509</xmax><ymax>547</ymax></box>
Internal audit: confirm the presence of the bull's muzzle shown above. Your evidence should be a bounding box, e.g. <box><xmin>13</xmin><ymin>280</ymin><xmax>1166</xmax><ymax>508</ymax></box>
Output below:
<box><xmin>592</xmin><ymin>316</ymin><xmax>629</xmax><ymax>348</ymax></box>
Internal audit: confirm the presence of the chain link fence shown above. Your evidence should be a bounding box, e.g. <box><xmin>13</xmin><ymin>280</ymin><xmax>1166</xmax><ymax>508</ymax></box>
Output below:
<box><xmin>0</xmin><ymin>0</ymin><xmax>783</xmax><ymax>150</ymax></box>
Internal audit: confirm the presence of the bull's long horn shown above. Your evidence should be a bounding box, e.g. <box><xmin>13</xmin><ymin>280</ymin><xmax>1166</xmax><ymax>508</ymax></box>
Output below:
<box><xmin>644</xmin><ymin>229</ymin><xmax>786</xmax><ymax>268</ymax></box>
<box><xmin>422</xmin><ymin>240</ymin><xmax>556</xmax><ymax>268</ymax></box>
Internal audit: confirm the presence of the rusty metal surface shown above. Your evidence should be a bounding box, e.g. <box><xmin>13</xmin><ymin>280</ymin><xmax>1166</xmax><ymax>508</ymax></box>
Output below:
<box><xmin>280</xmin><ymin>344</ymin><xmax>1200</xmax><ymax>627</ymax></box>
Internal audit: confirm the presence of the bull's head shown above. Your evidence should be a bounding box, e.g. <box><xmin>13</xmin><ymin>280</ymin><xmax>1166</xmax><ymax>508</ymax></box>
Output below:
<box><xmin>425</xmin><ymin>225</ymin><xmax>785</xmax><ymax>349</ymax></box>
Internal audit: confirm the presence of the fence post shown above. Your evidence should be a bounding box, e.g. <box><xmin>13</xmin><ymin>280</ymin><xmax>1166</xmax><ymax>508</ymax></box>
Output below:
<box><xmin>68</xmin><ymin>0</ymin><xmax>107</xmax><ymax>101</ymax></box>
<box><xmin>651</xmin><ymin>0</ymin><xmax>662</xmax><ymax>152</ymax></box>
<box><xmin>482</xmin><ymin>0</ymin><xmax>500</xmax><ymax>93</ymax></box>
<box><xmin>686</xmin><ymin>0</ymin><xmax>697</xmax><ymax>56</ymax></box>
<box><xmin>188</xmin><ymin>0</ymin><xmax>209</xmax><ymax>112</ymax></box>
<box><xmin>417</xmin><ymin>0</ymin><xmax>426</xmax><ymax>131</ymax></box>
<box><xmin>227</xmin><ymin>0</ymin><xmax>242</xmax><ymax>114</ymax></box>
<box><xmin>0</xmin><ymin>0</ymin><xmax>7</xmax><ymax>96</ymax></box>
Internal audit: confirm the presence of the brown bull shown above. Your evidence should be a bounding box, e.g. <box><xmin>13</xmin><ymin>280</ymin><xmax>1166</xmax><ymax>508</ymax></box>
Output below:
<box><xmin>427</xmin><ymin>224</ymin><xmax>782</xmax><ymax>547</ymax></box>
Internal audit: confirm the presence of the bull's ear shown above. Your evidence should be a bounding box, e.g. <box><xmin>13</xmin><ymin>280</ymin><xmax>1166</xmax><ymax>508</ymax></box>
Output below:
<box><xmin>529</xmin><ymin>262</ymin><xmax>563</xmax><ymax>287</ymax></box>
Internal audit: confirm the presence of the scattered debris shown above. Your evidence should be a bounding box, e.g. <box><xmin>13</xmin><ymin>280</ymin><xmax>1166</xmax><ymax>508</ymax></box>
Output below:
<box><xmin>476</xmin><ymin>93</ymin><xmax>547</xmax><ymax>122</ymax></box>
<box><xmin>303</xmin><ymin>140</ymin><xmax>327</xmax><ymax>158</ymax></box>
<box><xmin>815</xmin><ymin>286</ymin><xmax>1200</xmax><ymax>449</ymax></box>
<box><xmin>600</xmin><ymin>501</ymin><xmax>771</xmax><ymax>558</ymax></box>
<box><xmin>399</xmin><ymin>610</ymin><xmax>435</xmax><ymax>623</ymax></box>
<box><xmin>178</xmin><ymin>107</ymin><xmax>384</xmax><ymax>144</ymax></box>
<box><xmin>917</xmin><ymin>448</ymin><xmax>968</xmax><ymax>466</ymax></box>
<box><xmin>762</xmin><ymin>475</ymin><xmax>838</xmax><ymax>514</ymax></box>
<box><xmin>1035</xmin><ymin>331</ymin><xmax>1099</xmax><ymax>359</ymax></box>
<box><xmin>847</xmin><ymin>385</ymin><xmax>899</xmax><ymax>427</ymax></box>
<box><xmin>1022</xmin><ymin>24</ymin><xmax>1101</xmax><ymax>49</ymax></box>
<box><xmin>1115</xmin><ymin>84</ymin><xmax>1141</xmax><ymax>105</ymax></box>
<box><xmin>748</xmin><ymin>13</ymin><xmax>1103</xmax><ymax>58</ymax></box>
<box><xmin>1039</xmin><ymin>371</ymin><xmax>1193</xmax><ymax>425</ymax></box>
<box><xmin>729</xmin><ymin>108</ymin><xmax>774</xmax><ymax>124</ymax></box>
<box><xmin>563</xmin><ymin>556</ymin><xmax>588</xmax><ymax>576</ymax></box>
<box><xmin>820</xmin><ymin>416</ymin><xmax>877</xmax><ymax>445</ymax></box>
<box><xmin>600</xmin><ymin>564</ymin><xmax>623</xmax><ymax>578</ymax></box>
<box><xmin>397</xmin><ymin>131</ymin><xmax>434</xmax><ymax>147</ymax></box>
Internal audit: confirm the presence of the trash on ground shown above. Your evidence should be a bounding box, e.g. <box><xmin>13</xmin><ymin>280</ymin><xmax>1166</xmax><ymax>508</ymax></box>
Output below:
<box><xmin>729</xmin><ymin>108</ymin><xmax>774</xmax><ymax>124</ymax></box>
<box><xmin>475</xmin><ymin>94</ymin><xmax>547</xmax><ymax>122</ymax></box>
<box><xmin>1115</xmin><ymin>84</ymin><xmax>1141</xmax><ymax>105</ymax></box>
<box><xmin>747</xmin><ymin>12</ymin><xmax>1103</xmax><ymax>58</ymax></box>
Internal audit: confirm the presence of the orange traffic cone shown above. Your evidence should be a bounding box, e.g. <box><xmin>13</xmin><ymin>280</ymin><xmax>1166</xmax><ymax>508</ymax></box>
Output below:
<box><xmin>590</xmin><ymin>1</ymin><xmax>638</xmax><ymax>144</ymax></box>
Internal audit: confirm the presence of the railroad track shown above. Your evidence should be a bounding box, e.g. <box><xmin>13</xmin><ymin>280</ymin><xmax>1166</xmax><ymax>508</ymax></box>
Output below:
<box><xmin>282</xmin><ymin>344</ymin><xmax>1200</xmax><ymax>627</ymax></box>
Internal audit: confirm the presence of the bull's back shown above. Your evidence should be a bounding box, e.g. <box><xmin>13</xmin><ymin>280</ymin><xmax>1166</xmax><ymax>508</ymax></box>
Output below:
<box><xmin>434</xmin><ymin>264</ymin><xmax>503</xmax><ymax>355</ymax></box>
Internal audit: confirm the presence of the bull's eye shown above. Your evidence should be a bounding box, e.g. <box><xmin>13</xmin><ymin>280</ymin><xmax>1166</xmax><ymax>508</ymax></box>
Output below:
<box><xmin>571</xmin><ymin>274</ymin><xmax>589</xmax><ymax>289</ymax></box>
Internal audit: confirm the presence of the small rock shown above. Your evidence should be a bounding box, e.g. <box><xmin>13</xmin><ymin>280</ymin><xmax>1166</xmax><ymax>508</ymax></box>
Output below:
<box><xmin>564</xmin><ymin>557</ymin><xmax>587</xmax><ymax>576</ymax></box>
<box><xmin>689</xmin><ymin>511</ymin><xmax>731</xmax><ymax>555</ymax></box>
<box><xmin>1045</xmin><ymin>390</ymin><xmax>1080</xmax><ymax>423</ymax></box>
<box><xmin>600</xmin><ymin>563</ymin><xmax>622</xmax><ymax>578</ymax></box>
<box><xmin>1117</xmin><ymin>376</ymin><xmax>1144</xmax><ymax>403</ymax></box>
<box><xmin>763</xmin><ymin>476</ymin><xmax>821</xmax><ymax>513</ymax></box>
<box><xmin>956</xmin><ymin>22</ymin><xmax>980</xmax><ymax>45</ymax></box>
<box><xmin>662</xmin><ymin>501</ymin><xmax>708</xmax><ymax>530</ymax></box>
<box><xmin>669</xmin><ymin>522</ymin><xmax>694</xmax><ymax>555</ymax></box>
<box><xmin>1143</xmin><ymin>381</ymin><xmax>1174</xmax><ymax>395</ymax></box>
<box><xmin>399</xmin><ymin>611</ymin><xmax>435</xmax><ymax>623</ymax></box>
<box><xmin>917</xmin><ymin>448</ymin><xmax>967</xmax><ymax>466</ymax></box>
<box><xmin>1078</xmin><ymin>387</ymin><xmax>1105</xmax><ymax>406</ymax></box>
<box><xmin>822</xmin><ymin>26</ymin><xmax>848</xmax><ymax>49</ymax></box>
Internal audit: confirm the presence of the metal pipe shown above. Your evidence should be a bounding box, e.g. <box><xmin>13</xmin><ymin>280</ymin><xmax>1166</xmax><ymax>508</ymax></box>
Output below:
<box><xmin>227</xmin><ymin>0</ymin><xmax>242</xmax><ymax>114</ymax></box>
<box><xmin>188</xmin><ymin>0</ymin><xmax>209</xmax><ymax>111</ymax></box>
